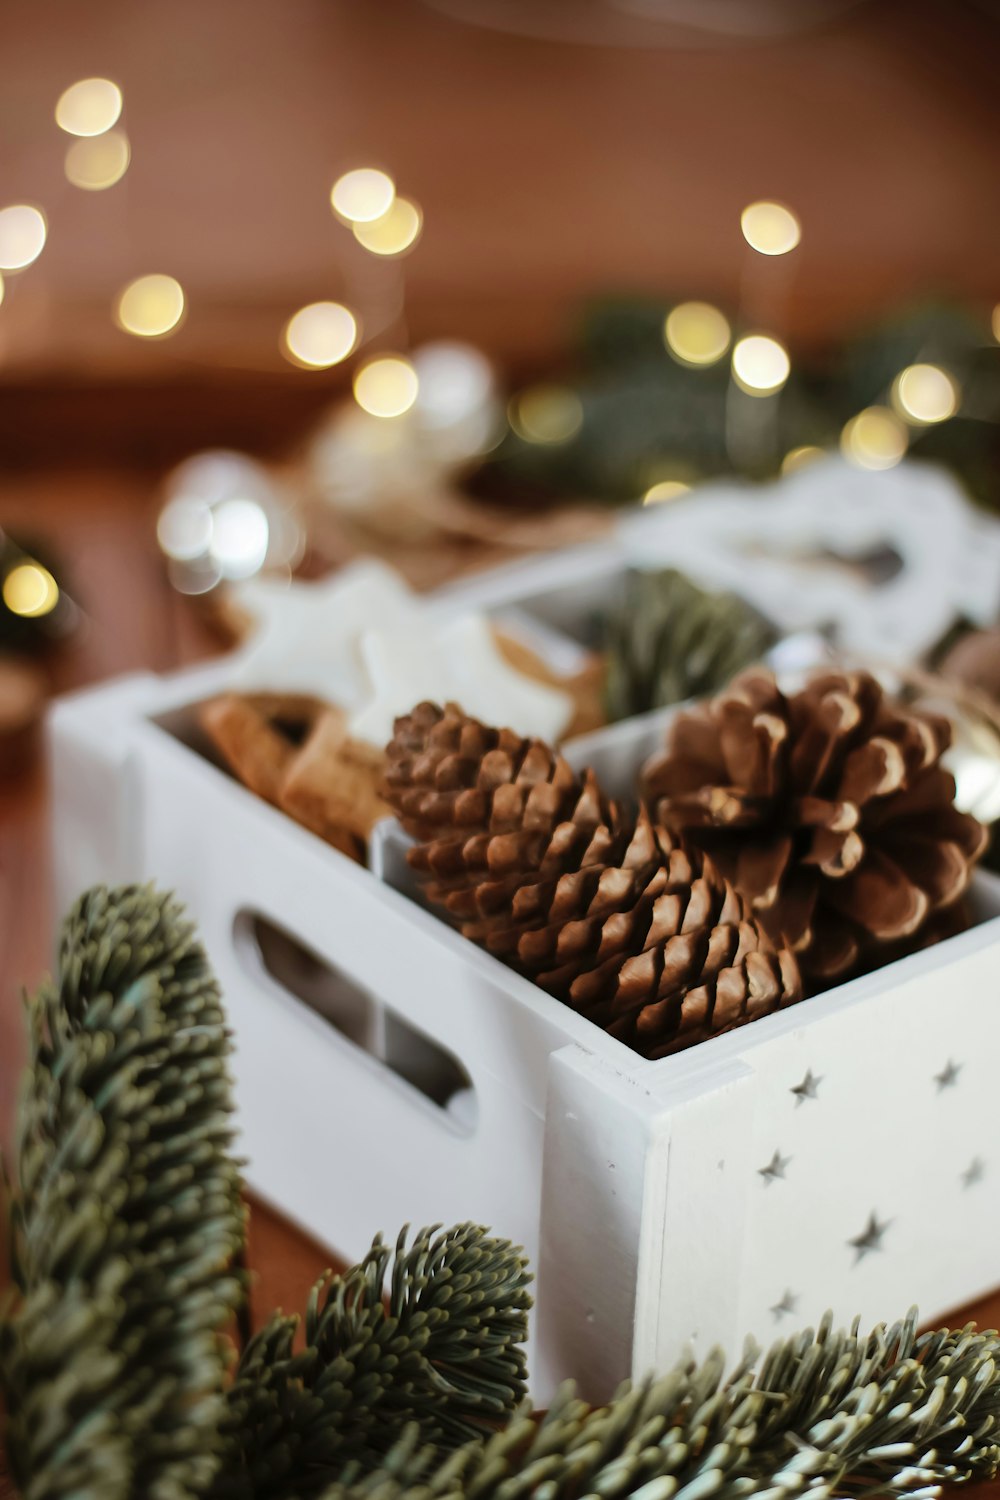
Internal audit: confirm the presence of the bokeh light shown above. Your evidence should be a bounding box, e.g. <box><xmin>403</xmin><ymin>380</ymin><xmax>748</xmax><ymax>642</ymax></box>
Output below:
<box><xmin>116</xmin><ymin>274</ymin><xmax>185</xmax><ymax>338</ymax></box>
<box><xmin>664</xmin><ymin>302</ymin><xmax>730</xmax><ymax>367</ymax></box>
<box><xmin>353</xmin><ymin>196</ymin><xmax>422</xmax><ymax>256</ymax></box>
<box><xmin>55</xmin><ymin>77</ymin><xmax>123</xmax><ymax>136</ymax></box>
<box><xmin>740</xmin><ymin>201</ymin><xmax>801</xmax><ymax>256</ymax></box>
<box><xmin>413</xmin><ymin>341</ymin><xmax>493</xmax><ymax>426</ymax></box>
<box><xmin>283</xmin><ymin>301</ymin><xmax>358</xmax><ymax>368</ymax></box>
<box><xmin>3</xmin><ymin>561</ymin><xmax>59</xmax><ymax>618</ymax></box>
<box><xmin>840</xmin><ymin>406</ymin><xmax>907</xmax><ymax>470</ymax></box>
<box><xmin>782</xmin><ymin>445</ymin><xmax>824</xmax><ymax>474</ymax></box>
<box><xmin>0</xmin><ymin>206</ymin><xmax>47</xmax><ymax>271</ymax></box>
<box><xmin>509</xmin><ymin>385</ymin><xmax>583</xmax><ymax>444</ymax></box>
<box><xmin>157</xmin><ymin>497</ymin><xmax>214</xmax><ymax>561</ymax></box>
<box><xmin>65</xmin><ymin>130</ymin><xmax>130</xmax><ymax>190</ymax></box>
<box><xmin>642</xmin><ymin>480</ymin><xmax>691</xmax><ymax>504</ymax></box>
<box><xmin>891</xmin><ymin>363</ymin><xmax>959</xmax><ymax>425</ymax></box>
<box><xmin>331</xmin><ymin>168</ymin><xmax>395</xmax><ymax>224</ymax></box>
<box><xmin>209</xmin><ymin>498</ymin><xmax>270</xmax><ymax>580</ymax></box>
<box><xmin>731</xmin><ymin>334</ymin><xmax>790</xmax><ymax>395</ymax></box>
<box><xmin>353</xmin><ymin>355</ymin><xmax>419</xmax><ymax>417</ymax></box>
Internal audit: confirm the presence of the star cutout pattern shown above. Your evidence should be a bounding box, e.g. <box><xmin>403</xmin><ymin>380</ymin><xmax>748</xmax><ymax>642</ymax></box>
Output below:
<box><xmin>791</xmin><ymin>1069</ymin><xmax>822</xmax><ymax>1106</ymax></box>
<box><xmin>758</xmin><ymin>1150</ymin><xmax>791</xmax><ymax>1186</ymax></box>
<box><xmin>962</xmin><ymin>1158</ymin><xmax>986</xmax><ymax>1189</ymax></box>
<box><xmin>848</xmin><ymin>1212</ymin><xmax>891</xmax><ymax>1263</ymax></box>
<box><xmin>934</xmin><ymin>1059</ymin><xmax>962</xmax><ymax>1092</ymax></box>
<box><xmin>770</xmin><ymin>1290</ymin><xmax>798</xmax><ymax>1322</ymax></box>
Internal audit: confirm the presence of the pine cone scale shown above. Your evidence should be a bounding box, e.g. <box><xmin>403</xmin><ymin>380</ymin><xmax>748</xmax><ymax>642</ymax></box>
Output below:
<box><xmin>880</xmin><ymin>832</ymin><xmax>980</xmax><ymax>907</ymax></box>
<box><xmin>824</xmin><ymin>850</ymin><xmax>930</xmax><ymax>940</ymax></box>
<box><xmin>801</xmin><ymin>826</ymin><xmax>864</xmax><ymax>878</ymax></box>
<box><xmin>734</xmin><ymin>835</ymin><xmax>794</xmax><ymax>906</ymax></box>
<box><xmin>839</xmin><ymin>738</ymin><xmax>907</xmax><ymax>803</ymax></box>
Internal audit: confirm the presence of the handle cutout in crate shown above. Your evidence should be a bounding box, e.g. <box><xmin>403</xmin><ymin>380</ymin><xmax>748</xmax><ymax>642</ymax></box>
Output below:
<box><xmin>235</xmin><ymin>911</ymin><xmax>478</xmax><ymax>1133</ymax></box>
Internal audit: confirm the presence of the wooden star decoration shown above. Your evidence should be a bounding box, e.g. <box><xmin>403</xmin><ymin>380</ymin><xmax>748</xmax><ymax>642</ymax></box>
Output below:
<box><xmin>758</xmin><ymin>1149</ymin><xmax>791</xmax><ymax>1186</ymax></box>
<box><xmin>231</xmin><ymin>560</ymin><xmax>419</xmax><ymax>707</ymax></box>
<box><xmin>934</xmin><ymin>1059</ymin><xmax>962</xmax><ymax>1092</ymax></box>
<box><xmin>791</xmin><ymin>1069</ymin><xmax>822</xmax><ymax>1105</ymax></box>
<box><xmin>228</xmin><ymin>562</ymin><xmax>574</xmax><ymax>748</ymax></box>
<box><xmin>848</xmin><ymin>1212</ymin><xmax>890</xmax><ymax>1263</ymax></box>
<box><xmin>349</xmin><ymin>614</ymin><xmax>573</xmax><ymax>747</ymax></box>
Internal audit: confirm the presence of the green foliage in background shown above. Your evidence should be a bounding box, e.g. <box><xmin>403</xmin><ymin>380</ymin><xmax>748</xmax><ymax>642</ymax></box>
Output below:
<box><xmin>602</xmin><ymin>567</ymin><xmax>777</xmax><ymax>720</ymax></box>
<box><xmin>4</xmin><ymin>884</ymin><xmax>1000</xmax><ymax>1500</ymax></box>
<box><xmin>481</xmin><ymin>300</ymin><xmax>1000</xmax><ymax>507</ymax></box>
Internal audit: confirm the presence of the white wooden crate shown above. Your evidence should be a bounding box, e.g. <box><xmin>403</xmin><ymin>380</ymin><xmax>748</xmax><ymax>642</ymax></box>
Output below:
<box><xmin>48</xmin><ymin>525</ymin><xmax>1000</xmax><ymax>1403</ymax></box>
<box><xmin>49</xmin><ymin>661</ymin><xmax>1000</xmax><ymax>1401</ymax></box>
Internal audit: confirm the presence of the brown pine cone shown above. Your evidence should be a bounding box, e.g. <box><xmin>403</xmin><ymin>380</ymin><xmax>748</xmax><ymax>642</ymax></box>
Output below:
<box><xmin>384</xmin><ymin>703</ymin><xmax>802</xmax><ymax>1058</ymax></box>
<box><xmin>641</xmin><ymin>668</ymin><xmax>989</xmax><ymax>984</ymax></box>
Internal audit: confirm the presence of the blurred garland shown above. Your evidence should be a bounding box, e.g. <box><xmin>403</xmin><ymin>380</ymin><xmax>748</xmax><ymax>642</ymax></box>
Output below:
<box><xmin>479</xmin><ymin>300</ymin><xmax>1000</xmax><ymax>509</ymax></box>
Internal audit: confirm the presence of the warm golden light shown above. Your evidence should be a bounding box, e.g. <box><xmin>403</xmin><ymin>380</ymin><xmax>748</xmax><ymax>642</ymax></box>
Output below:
<box><xmin>509</xmin><ymin>386</ymin><xmax>583</xmax><ymax>444</ymax></box>
<box><xmin>116</xmin><ymin>274</ymin><xmax>185</xmax><ymax>338</ymax></box>
<box><xmin>352</xmin><ymin>196</ymin><xmax>422</xmax><ymax>256</ymax></box>
<box><xmin>353</xmin><ymin>355</ymin><xmax>419</xmax><ymax>417</ymax></box>
<box><xmin>0</xmin><ymin>273</ymin><xmax>4</xmax><ymax>309</ymax></box>
<box><xmin>782</xmin><ymin>444</ymin><xmax>824</xmax><ymax>474</ymax></box>
<box><xmin>55</xmin><ymin>77</ymin><xmax>123</xmax><ymax>136</ymax></box>
<box><xmin>331</xmin><ymin>168</ymin><xmax>395</xmax><ymax>224</ymax></box>
<box><xmin>732</xmin><ymin>334</ymin><xmax>790</xmax><ymax>395</ymax></box>
<box><xmin>65</xmin><ymin>129</ymin><xmax>130</xmax><ymax>190</ymax></box>
<box><xmin>993</xmin><ymin>305</ymin><xmax>1000</xmax><ymax>344</ymax></box>
<box><xmin>841</xmin><ymin>407</ymin><xmax>907</xmax><ymax>470</ymax></box>
<box><xmin>740</xmin><ymin>201</ymin><xmax>801</xmax><ymax>256</ymax></box>
<box><xmin>891</xmin><ymin>363</ymin><xmax>959</xmax><ymax>425</ymax></box>
<box><xmin>664</xmin><ymin>302</ymin><xmax>730</xmax><ymax>367</ymax></box>
<box><xmin>283</xmin><ymin>302</ymin><xmax>358</xmax><ymax>368</ymax></box>
<box><xmin>0</xmin><ymin>206</ymin><xmax>47</xmax><ymax>271</ymax></box>
<box><xmin>642</xmin><ymin>480</ymin><xmax>691</xmax><ymax>505</ymax></box>
<box><xmin>3</xmin><ymin>562</ymin><xmax>59</xmax><ymax>618</ymax></box>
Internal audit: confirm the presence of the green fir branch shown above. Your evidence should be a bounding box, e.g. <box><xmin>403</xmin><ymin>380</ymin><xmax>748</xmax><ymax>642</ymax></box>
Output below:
<box><xmin>603</xmin><ymin>567</ymin><xmax>776</xmax><ymax>722</ymax></box>
<box><xmin>321</xmin><ymin>1311</ymin><xmax>1000</xmax><ymax>1500</ymax></box>
<box><xmin>1</xmin><ymin>885</ymin><xmax>244</xmax><ymax>1500</ymax></box>
<box><xmin>211</xmin><ymin>1222</ymin><xmax>532</xmax><ymax>1499</ymax></box>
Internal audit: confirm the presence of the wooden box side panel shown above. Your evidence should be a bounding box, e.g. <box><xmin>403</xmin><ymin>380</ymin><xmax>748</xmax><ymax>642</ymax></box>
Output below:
<box><xmin>637</xmin><ymin>926</ymin><xmax>1000</xmax><ymax>1375</ymax></box>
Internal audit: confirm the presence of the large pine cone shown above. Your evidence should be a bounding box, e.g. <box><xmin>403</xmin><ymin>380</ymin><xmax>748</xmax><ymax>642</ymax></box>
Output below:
<box><xmin>385</xmin><ymin>702</ymin><xmax>802</xmax><ymax>1058</ymax></box>
<box><xmin>641</xmin><ymin>668</ymin><xmax>988</xmax><ymax>984</ymax></box>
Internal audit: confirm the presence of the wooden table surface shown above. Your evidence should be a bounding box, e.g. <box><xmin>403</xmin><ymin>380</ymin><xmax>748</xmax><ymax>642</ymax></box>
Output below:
<box><xmin>2</xmin><ymin>468</ymin><xmax>1000</xmax><ymax>1493</ymax></box>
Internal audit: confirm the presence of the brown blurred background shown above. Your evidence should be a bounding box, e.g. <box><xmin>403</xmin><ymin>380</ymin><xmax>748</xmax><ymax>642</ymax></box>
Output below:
<box><xmin>1</xmin><ymin>0</ymin><xmax>999</xmax><ymax>465</ymax></box>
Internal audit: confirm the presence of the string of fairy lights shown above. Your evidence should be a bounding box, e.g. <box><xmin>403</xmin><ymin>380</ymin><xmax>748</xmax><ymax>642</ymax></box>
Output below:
<box><xmin>499</xmin><ymin>198</ymin><xmax>982</xmax><ymax>501</ymax></box>
<box><xmin>0</xmin><ymin>75</ymin><xmax>426</xmax><ymax>403</ymax></box>
<box><xmin>0</xmin><ymin>74</ymin><xmax>992</xmax><ymax>488</ymax></box>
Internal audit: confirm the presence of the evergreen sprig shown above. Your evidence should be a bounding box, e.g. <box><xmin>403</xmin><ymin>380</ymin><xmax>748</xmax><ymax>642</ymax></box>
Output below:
<box><xmin>212</xmin><ymin>1222</ymin><xmax>532</xmax><ymax>1498</ymax></box>
<box><xmin>603</xmin><ymin>567</ymin><xmax>776</xmax><ymax>721</ymax></box>
<box><xmin>324</xmin><ymin>1312</ymin><xmax>1000</xmax><ymax>1500</ymax></box>
<box><xmin>1</xmin><ymin>885</ymin><xmax>244</xmax><ymax>1500</ymax></box>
